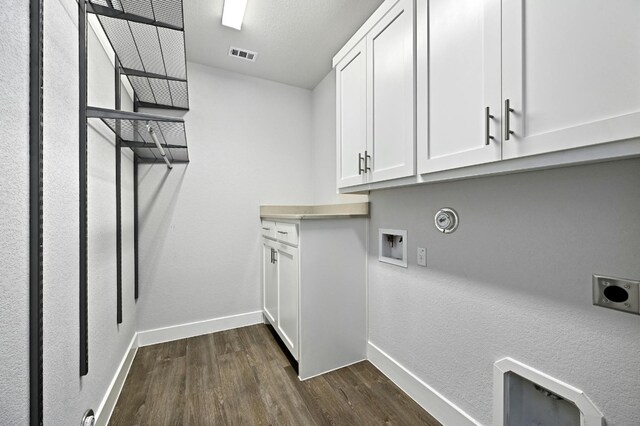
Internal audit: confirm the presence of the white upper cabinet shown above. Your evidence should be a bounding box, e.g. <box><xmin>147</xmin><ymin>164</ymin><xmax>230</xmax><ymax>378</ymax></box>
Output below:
<box><xmin>502</xmin><ymin>0</ymin><xmax>640</xmax><ymax>159</ymax></box>
<box><xmin>337</xmin><ymin>0</ymin><xmax>640</xmax><ymax>191</ymax></box>
<box><xmin>417</xmin><ymin>0</ymin><xmax>502</xmax><ymax>173</ymax></box>
<box><xmin>367</xmin><ymin>0</ymin><xmax>415</xmax><ymax>182</ymax></box>
<box><xmin>336</xmin><ymin>39</ymin><xmax>368</xmax><ymax>188</ymax></box>
<box><xmin>336</xmin><ymin>0</ymin><xmax>415</xmax><ymax>188</ymax></box>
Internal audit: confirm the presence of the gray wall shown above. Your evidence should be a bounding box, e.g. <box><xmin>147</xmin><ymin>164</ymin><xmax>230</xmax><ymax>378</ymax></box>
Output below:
<box><xmin>310</xmin><ymin>65</ymin><xmax>640</xmax><ymax>425</ymax></box>
<box><xmin>368</xmin><ymin>158</ymin><xmax>640</xmax><ymax>425</ymax></box>
<box><xmin>43</xmin><ymin>2</ymin><xmax>137</xmax><ymax>424</ymax></box>
<box><xmin>0</xmin><ymin>1</ymin><xmax>30</xmax><ymax>423</ymax></box>
<box><xmin>136</xmin><ymin>62</ymin><xmax>315</xmax><ymax>331</ymax></box>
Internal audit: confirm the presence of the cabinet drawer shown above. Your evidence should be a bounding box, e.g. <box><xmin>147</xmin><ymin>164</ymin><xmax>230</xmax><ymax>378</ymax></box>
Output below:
<box><xmin>276</xmin><ymin>222</ymin><xmax>299</xmax><ymax>246</ymax></box>
<box><xmin>261</xmin><ymin>220</ymin><xmax>276</xmax><ymax>239</ymax></box>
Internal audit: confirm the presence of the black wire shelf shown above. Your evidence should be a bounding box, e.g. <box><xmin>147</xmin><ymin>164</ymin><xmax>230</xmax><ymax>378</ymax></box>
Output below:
<box><xmin>87</xmin><ymin>0</ymin><xmax>189</xmax><ymax>110</ymax></box>
<box><xmin>77</xmin><ymin>0</ymin><xmax>190</xmax><ymax>381</ymax></box>
<box><xmin>87</xmin><ymin>106</ymin><xmax>189</xmax><ymax>164</ymax></box>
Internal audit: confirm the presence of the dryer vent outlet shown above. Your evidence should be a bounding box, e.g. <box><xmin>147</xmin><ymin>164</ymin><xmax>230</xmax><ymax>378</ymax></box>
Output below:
<box><xmin>229</xmin><ymin>46</ymin><xmax>258</xmax><ymax>62</ymax></box>
<box><xmin>592</xmin><ymin>274</ymin><xmax>640</xmax><ymax>315</ymax></box>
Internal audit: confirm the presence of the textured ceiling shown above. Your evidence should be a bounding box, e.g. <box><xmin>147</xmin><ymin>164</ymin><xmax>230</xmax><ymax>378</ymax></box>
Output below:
<box><xmin>184</xmin><ymin>0</ymin><xmax>384</xmax><ymax>89</ymax></box>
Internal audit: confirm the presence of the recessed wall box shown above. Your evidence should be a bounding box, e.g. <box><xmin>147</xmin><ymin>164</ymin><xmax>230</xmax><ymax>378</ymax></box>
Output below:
<box><xmin>379</xmin><ymin>229</ymin><xmax>407</xmax><ymax>268</ymax></box>
<box><xmin>494</xmin><ymin>358</ymin><xmax>604</xmax><ymax>426</ymax></box>
<box><xmin>592</xmin><ymin>274</ymin><xmax>640</xmax><ymax>315</ymax></box>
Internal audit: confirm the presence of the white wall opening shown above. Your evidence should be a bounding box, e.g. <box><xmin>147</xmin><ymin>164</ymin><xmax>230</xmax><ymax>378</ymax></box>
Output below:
<box><xmin>378</xmin><ymin>229</ymin><xmax>408</xmax><ymax>268</ymax></box>
<box><xmin>493</xmin><ymin>357</ymin><xmax>604</xmax><ymax>426</ymax></box>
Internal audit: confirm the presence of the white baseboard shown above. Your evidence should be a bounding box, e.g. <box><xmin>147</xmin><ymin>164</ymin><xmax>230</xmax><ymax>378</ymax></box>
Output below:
<box><xmin>95</xmin><ymin>334</ymin><xmax>139</xmax><ymax>426</ymax></box>
<box><xmin>367</xmin><ymin>342</ymin><xmax>482</xmax><ymax>426</ymax></box>
<box><xmin>137</xmin><ymin>311</ymin><xmax>264</xmax><ymax>347</ymax></box>
<box><xmin>299</xmin><ymin>357</ymin><xmax>367</xmax><ymax>381</ymax></box>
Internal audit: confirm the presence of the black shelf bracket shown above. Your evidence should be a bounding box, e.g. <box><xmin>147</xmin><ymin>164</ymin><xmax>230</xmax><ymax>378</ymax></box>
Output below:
<box><xmin>115</xmin><ymin>62</ymin><xmax>123</xmax><ymax>325</ymax></box>
<box><xmin>79</xmin><ymin>0</ymin><xmax>89</xmax><ymax>378</ymax></box>
<box><xmin>133</xmin><ymin>155</ymin><xmax>139</xmax><ymax>300</ymax></box>
<box><xmin>30</xmin><ymin>0</ymin><xmax>44</xmax><ymax>422</ymax></box>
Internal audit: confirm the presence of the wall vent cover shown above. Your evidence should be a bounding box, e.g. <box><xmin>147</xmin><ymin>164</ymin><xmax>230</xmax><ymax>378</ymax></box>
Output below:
<box><xmin>229</xmin><ymin>46</ymin><xmax>258</xmax><ymax>62</ymax></box>
<box><xmin>494</xmin><ymin>357</ymin><xmax>604</xmax><ymax>426</ymax></box>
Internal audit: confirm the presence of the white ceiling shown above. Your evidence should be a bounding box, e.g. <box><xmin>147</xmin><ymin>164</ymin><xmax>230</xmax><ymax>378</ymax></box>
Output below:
<box><xmin>184</xmin><ymin>0</ymin><xmax>385</xmax><ymax>90</ymax></box>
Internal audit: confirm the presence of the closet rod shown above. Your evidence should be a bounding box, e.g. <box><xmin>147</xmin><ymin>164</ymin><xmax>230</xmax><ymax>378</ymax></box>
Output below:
<box><xmin>146</xmin><ymin>123</ymin><xmax>173</xmax><ymax>169</ymax></box>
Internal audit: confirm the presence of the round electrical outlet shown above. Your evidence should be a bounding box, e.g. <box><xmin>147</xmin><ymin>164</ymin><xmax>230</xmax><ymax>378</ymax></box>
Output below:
<box><xmin>603</xmin><ymin>285</ymin><xmax>629</xmax><ymax>303</ymax></box>
<box><xmin>82</xmin><ymin>409</ymin><xmax>95</xmax><ymax>426</ymax></box>
<box><xmin>434</xmin><ymin>208</ymin><xmax>459</xmax><ymax>234</ymax></box>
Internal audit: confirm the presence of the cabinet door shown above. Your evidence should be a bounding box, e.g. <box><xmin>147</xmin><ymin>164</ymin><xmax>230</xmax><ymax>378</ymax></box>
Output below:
<box><xmin>367</xmin><ymin>0</ymin><xmax>415</xmax><ymax>183</ymax></box>
<box><xmin>502</xmin><ymin>0</ymin><xmax>640</xmax><ymax>159</ymax></box>
<box><xmin>262</xmin><ymin>240</ymin><xmax>278</xmax><ymax>325</ymax></box>
<box><xmin>277</xmin><ymin>244</ymin><xmax>299</xmax><ymax>360</ymax></box>
<box><xmin>336</xmin><ymin>39</ymin><xmax>368</xmax><ymax>188</ymax></box>
<box><xmin>417</xmin><ymin>0</ymin><xmax>502</xmax><ymax>174</ymax></box>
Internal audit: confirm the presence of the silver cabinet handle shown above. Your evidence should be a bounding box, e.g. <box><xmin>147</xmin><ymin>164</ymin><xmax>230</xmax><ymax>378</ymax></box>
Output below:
<box><xmin>504</xmin><ymin>99</ymin><xmax>515</xmax><ymax>141</ymax></box>
<box><xmin>485</xmin><ymin>107</ymin><xmax>495</xmax><ymax>146</ymax></box>
<box><xmin>270</xmin><ymin>248</ymin><xmax>274</xmax><ymax>263</ymax></box>
<box><xmin>365</xmin><ymin>150</ymin><xmax>371</xmax><ymax>173</ymax></box>
<box><xmin>277</xmin><ymin>231</ymin><xmax>288</xmax><ymax>235</ymax></box>
<box><xmin>273</xmin><ymin>249</ymin><xmax>277</xmax><ymax>263</ymax></box>
<box><xmin>358</xmin><ymin>153</ymin><xmax>364</xmax><ymax>175</ymax></box>
<box><xmin>262</xmin><ymin>227</ymin><xmax>270</xmax><ymax>231</ymax></box>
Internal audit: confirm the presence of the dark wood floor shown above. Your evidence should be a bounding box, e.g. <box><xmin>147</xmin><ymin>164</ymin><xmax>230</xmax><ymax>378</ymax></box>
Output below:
<box><xmin>109</xmin><ymin>324</ymin><xmax>442</xmax><ymax>426</ymax></box>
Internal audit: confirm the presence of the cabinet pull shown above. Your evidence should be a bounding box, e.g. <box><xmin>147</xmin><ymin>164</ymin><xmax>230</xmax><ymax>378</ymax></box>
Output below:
<box><xmin>504</xmin><ymin>99</ymin><xmax>515</xmax><ymax>141</ymax></box>
<box><xmin>277</xmin><ymin>231</ymin><xmax>288</xmax><ymax>235</ymax></box>
<box><xmin>365</xmin><ymin>150</ymin><xmax>372</xmax><ymax>173</ymax></box>
<box><xmin>358</xmin><ymin>153</ymin><xmax>364</xmax><ymax>175</ymax></box>
<box><xmin>272</xmin><ymin>249</ymin><xmax>277</xmax><ymax>263</ymax></box>
<box><xmin>485</xmin><ymin>107</ymin><xmax>495</xmax><ymax>146</ymax></box>
<box><xmin>262</xmin><ymin>227</ymin><xmax>270</xmax><ymax>231</ymax></box>
<box><xmin>270</xmin><ymin>248</ymin><xmax>274</xmax><ymax>263</ymax></box>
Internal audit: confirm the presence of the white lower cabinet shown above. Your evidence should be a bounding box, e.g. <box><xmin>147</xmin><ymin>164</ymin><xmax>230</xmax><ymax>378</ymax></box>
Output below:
<box><xmin>262</xmin><ymin>238</ymin><xmax>278</xmax><ymax>325</ymax></box>
<box><xmin>261</xmin><ymin>218</ymin><xmax>367</xmax><ymax>380</ymax></box>
<box><xmin>262</xmin><ymin>222</ymin><xmax>300</xmax><ymax>360</ymax></box>
<box><xmin>275</xmin><ymin>243</ymin><xmax>299</xmax><ymax>358</ymax></box>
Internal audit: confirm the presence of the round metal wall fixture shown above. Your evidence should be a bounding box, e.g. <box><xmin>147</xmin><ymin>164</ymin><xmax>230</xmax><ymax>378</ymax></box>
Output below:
<box><xmin>434</xmin><ymin>208</ymin><xmax>459</xmax><ymax>234</ymax></box>
<box><xmin>81</xmin><ymin>409</ymin><xmax>95</xmax><ymax>426</ymax></box>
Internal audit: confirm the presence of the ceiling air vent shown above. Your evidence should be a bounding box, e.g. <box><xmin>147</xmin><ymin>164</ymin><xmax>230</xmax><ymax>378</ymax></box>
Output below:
<box><xmin>229</xmin><ymin>46</ymin><xmax>258</xmax><ymax>62</ymax></box>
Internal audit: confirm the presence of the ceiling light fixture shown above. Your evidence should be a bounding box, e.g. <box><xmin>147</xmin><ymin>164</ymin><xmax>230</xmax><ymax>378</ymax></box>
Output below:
<box><xmin>221</xmin><ymin>0</ymin><xmax>248</xmax><ymax>30</ymax></box>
